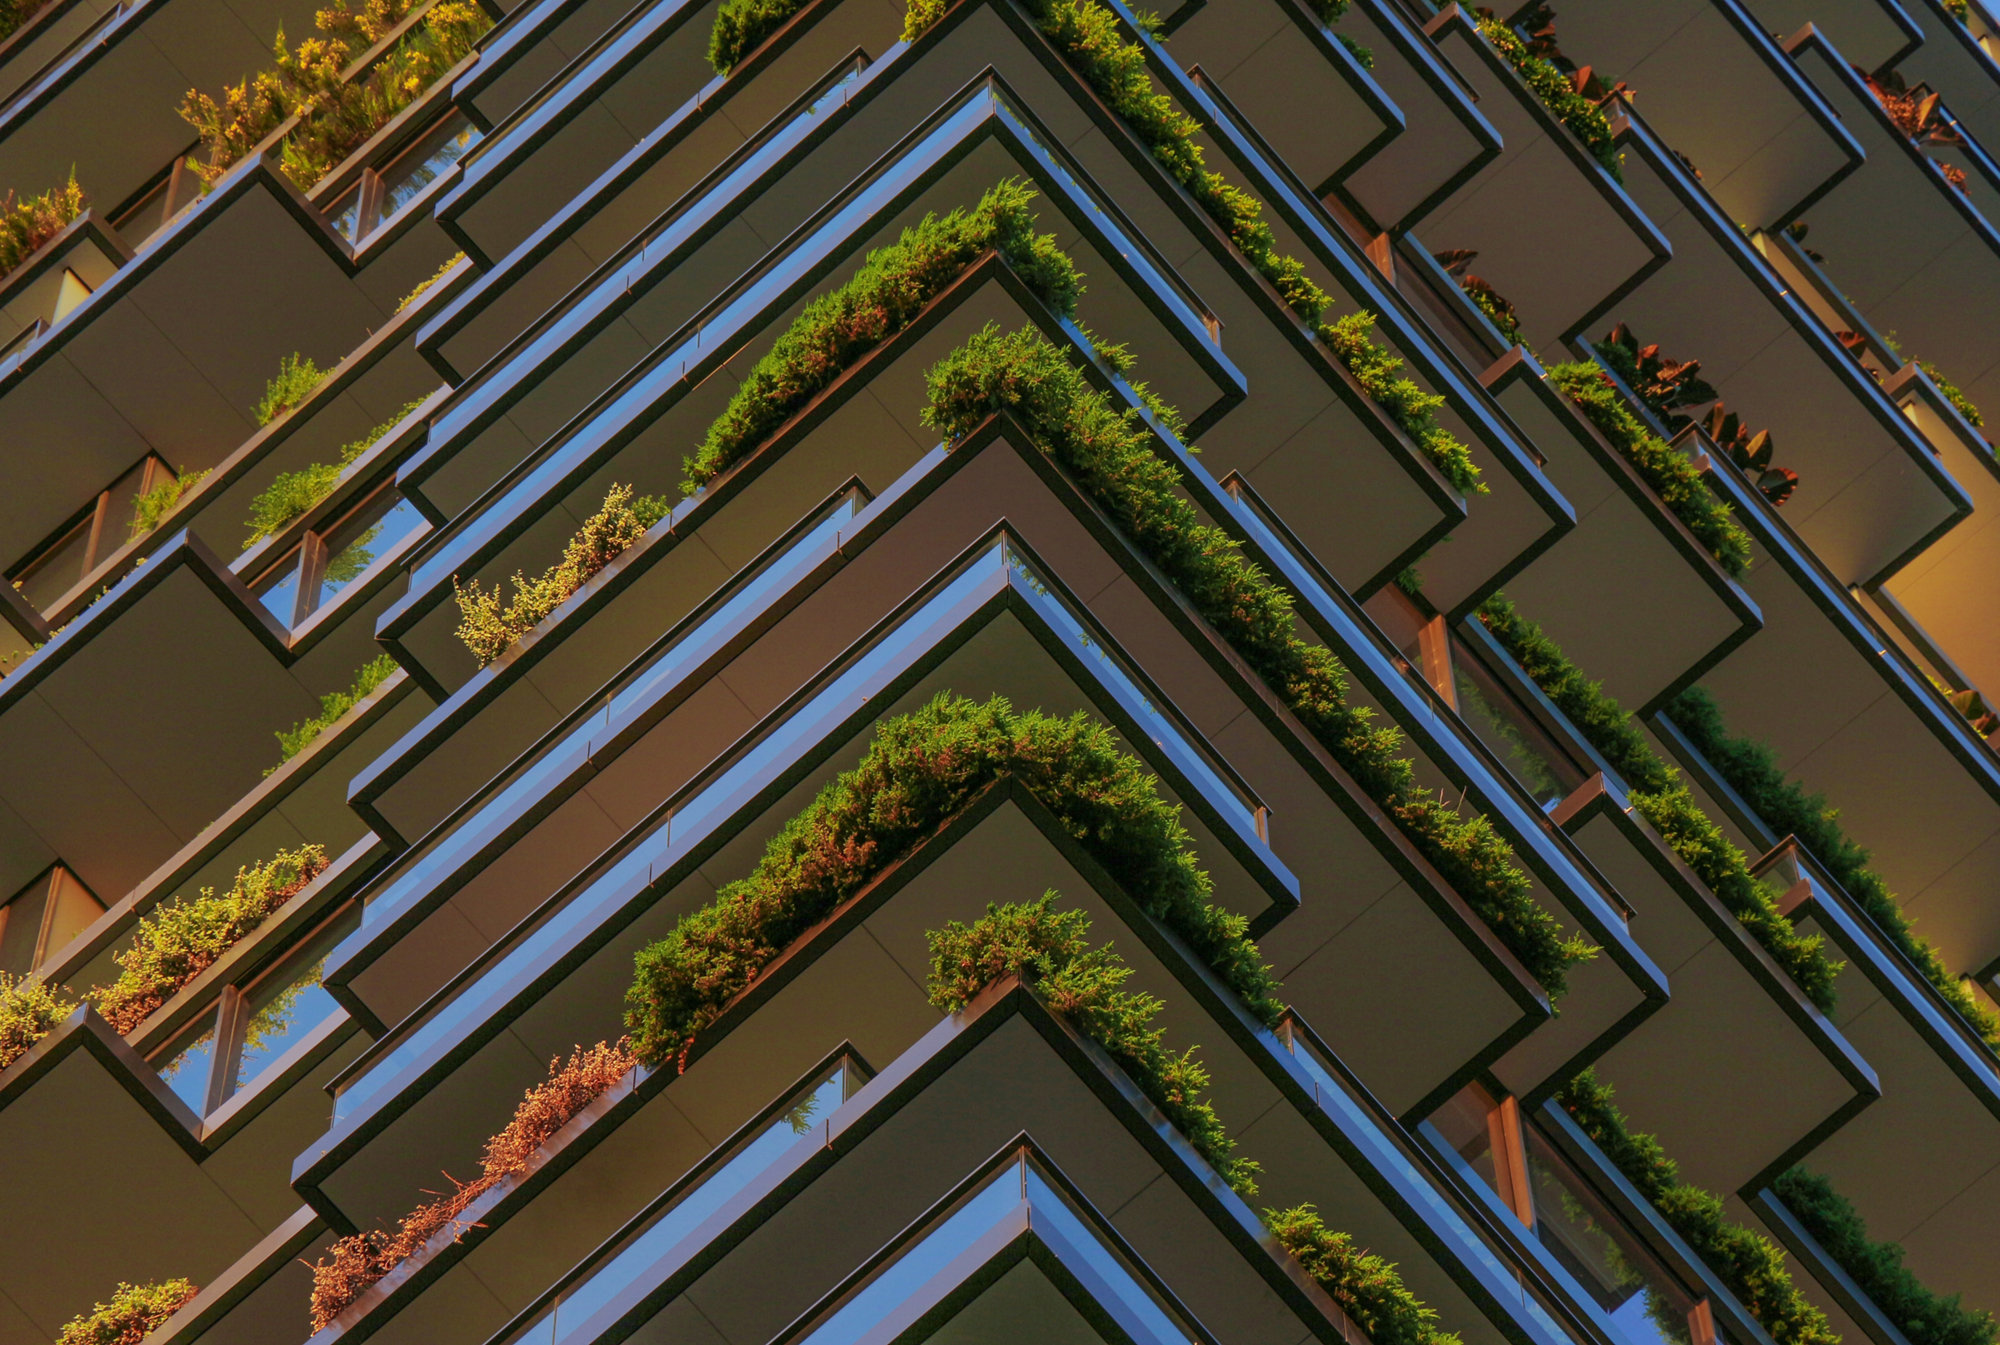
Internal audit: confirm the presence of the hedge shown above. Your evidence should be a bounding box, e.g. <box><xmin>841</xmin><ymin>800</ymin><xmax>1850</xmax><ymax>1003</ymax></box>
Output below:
<box><xmin>55</xmin><ymin>1278</ymin><xmax>199</xmax><ymax>1345</ymax></box>
<box><xmin>1477</xmin><ymin>594</ymin><xmax>1838</xmax><ymax>1009</ymax></box>
<box><xmin>1472</xmin><ymin>13</ymin><xmax>1622</xmax><ymax>182</ymax></box>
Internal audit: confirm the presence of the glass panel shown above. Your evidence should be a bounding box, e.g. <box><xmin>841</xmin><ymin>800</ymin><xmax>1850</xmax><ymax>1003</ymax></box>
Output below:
<box><xmin>1524</xmin><ymin>1126</ymin><xmax>1697</xmax><ymax>1345</ymax></box>
<box><xmin>253</xmin><ymin>548</ymin><xmax>306</xmax><ymax>626</ymax></box>
<box><xmin>311</xmin><ymin>492</ymin><xmax>422</xmax><ymax>614</ymax></box>
<box><xmin>14</xmin><ymin>514</ymin><xmax>93</xmax><ymax>612</ymax></box>
<box><xmin>152</xmin><ymin>1007</ymin><xmax>220</xmax><ymax>1114</ymax></box>
<box><xmin>224</xmin><ymin>907</ymin><xmax>356</xmax><ymax>1099</ymax></box>
<box><xmin>0</xmin><ymin>876</ymin><xmax>50</xmax><ymax>976</ymax></box>
<box><xmin>535</xmin><ymin>1059</ymin><xmax>864</xmax><ymax>1345</ymax></box>
<box><xmin>1450</xmin><ymin>634</ymin><xmax>1587</xmax><ymax>811</ymax></box>
<box><xmin>379</xmin><ymin>114</ymin><xmax>482</xmax><ymax>222</ymax></box>
<box><xmin>328</xmin><ymin>185</ymin><xmax>363</xmax><ymax>242</ymax></box>
<box><xmin>1429</xmin><ymin>1082</ymin><xmax>1502</xmax><ymax>1195</ymax></box>
<box><xmin>40</xmin><ymin>866</ymin><xmax>101</xmax><ymax>962</ymax></box>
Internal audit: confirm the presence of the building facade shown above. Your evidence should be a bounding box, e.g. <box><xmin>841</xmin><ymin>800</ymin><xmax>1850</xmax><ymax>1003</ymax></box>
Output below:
<box><xmin>0</xmin><ymin>0</ymin><xmax>1996</xmax><ymax>1343</ymax></box>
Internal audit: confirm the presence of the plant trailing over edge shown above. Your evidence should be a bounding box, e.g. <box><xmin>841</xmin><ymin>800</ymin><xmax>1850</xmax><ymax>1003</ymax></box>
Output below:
<box><xmin>1917</xmin><ymin>359</ymin><xmax>1986</xmax><ymax>430</ymax></box>
<box><xmin>129</xmin><ymin>468</ymin><xmax>211</xmax><ymax>542</ymax></box>
<box><xmin>1473</xmin><ymin>8</ymin><xmax>1623</xmax><ymax>182</ymax></box>
<box><xmin>1434</xmin><ymin>249</ymin><xmax>1523</xmax><ymax>346</ymax></box>
<box><xmin>243</xmin><ymin>396</ymin><xmax>431</xmax><ymax>548</ymax></box>
<box><xmin>309</xmin><ymin>1040</ymin><xmax>637</xmax><ymax>1329</ymax></box>
<box><xmin>397</xmin><ymin>252</ymin><xmax>463</xmax><ymax>313</ymax></box>
<box><xmin>934</xmin><ymin>896</ymin><xmax>1456</xmax><ymax>1345</ymax></box>
<box><xmin>255</xmin><ymin>353</ymin><xmax>328</xmax><ymax>426</ymax></box>
<box><xmin>625</xmin><ymin>693</ymin><xmax>1283</xmax><ymax>1069</ymax></box>
<box><xmin>677</xmin><ymin>179</ymin><xmax>1081</xmax><ymax>496</ymax></box>
<box><xmin>90</xmin><ymin>845</ymin><xmax>331</xmax><ymax>1034</ymax></box>
<box><xmin>929</xmin><ymin>893</ymin><xmax>1260</xmax><ymax>1195</ymax></box>
<box><xmin>272</xmin><ymin>653</ymin><xmax>399</xmax><ymax>767</ymax></box>
<box><xmin>0</xmin><ymin>970</ymin><xmax>77</xmax><ymax>1071</ymax></box>
<box><xmin>0</xmin><ymin>169</ymin><xmax>85</xmax><ymax>281</ymax></box>
<box><xmin>1595</xmin><ymin>323</ymin><xmax>1798</xmax><ymax>506</ymax></box>
<box><xmin>897</xmin><ymin>0</ymin><xmax>1486</xmax><ymax>494</ymax></box>
<box><xmin>1558</xmin><ymin>1069</ymin><xmax>1837</xmax><ymax>1345</ymax></box>
<box><xmin>1476</xmin><ymin>595</ymin><xmax>1840</xmax><ymax>1009</ymax></box>
<box><xmin>1773</xmin><ymin>1168</ymin><xmax>1997</xmax><ymax>1345</ymax></box>
<box><xmin>1665</xmin><ymin>684</ymin><xmax>2000</xmax><ymax>1049</ymax></box>
<box><xmin>924</xmin><ymin>325</ymin><xmax>1593</xmax><ymax>994</ymax></box>
<box><xmin>1545</xmin><ymin>361</ymin><xmax>1753</xmax><ymax>576</ymax></box>
<box><xmin>452</xmin><ymin>484</ymin><xmax>669</xmax><ymax>664</ymax></box>
<box><xmin>55</xmin><ymin>1278</ymin><xmax>199</xmax><ymax>1345</ymax></box>
<box><xmin>180</xmin><ymin>0</ymin><xmax>490</xmax><ymax>191</ymax></box>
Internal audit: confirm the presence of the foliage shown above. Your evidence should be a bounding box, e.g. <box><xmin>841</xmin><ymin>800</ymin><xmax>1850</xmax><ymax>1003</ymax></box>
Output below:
<box><xmin>452</xmin><ymin>484</ymin><xmax>669</xmax><ymax>664</ymax></box>
<box><xmin>1773</xmin><ymin>1168</ymin><xmax>1996</xmax><ymax>1345</ymax></box>
<box><xmin>899</xmin><ymin>0</ymin><xmax>1485</xmax><ymax>494</ymax></box>
<box><xmin>255</xmin><ymin>353</ymin><xmax>328</xmax><ymax>427</ymax></box>
<box><xmin>243</xmin><ymin>397</ymin><xmax>430</xmax><ymax>548</ymax></box>
<box><xmin>1665</xmin><ymin>685</ymin><xmax>2000</xmax><ymax>1049</ymax></box>
<box><xmin>1595</xmin><ymin>324</ymin><xmax>1797</xmax><ymax>505</ymax></box>
<box><xmin>1269</xmin><ymin>1205</ymin><xmax>1461</xmax><ymax>1345</ymax></box>
<box><xmin>928</xmin><ymin>894</ymin><xmax>1259</xmax><ymax>1195</ymax></box>
<box><xmin>310</xmin><ymin>1041</ymin><xmax>636</xmax><ymax>1329</ymax></box>
<box><xmin>1558</xmin><ymin>1070</ymin><xmax>1837</xmax><ymax>1345</ymax></box>
<box><xmin>272</xmin><ymin>653</ymin><xmax>399</xmax><ymax>766</ymax></box>
<box><xmin>1477</xmin><ymin>596</ymin><xmax>1840</xmax><ymax>1009</ymax></box>
<box><xmin>180</xmin><ymin>0</ymin><xmax>490</xmax><ymax>191</ymax></box>
<box><xmin>0</xmin><ymin>169</ymin><xmax>85</xmax><ymax>280</ymax></box>
<box><xmin>932</xmin><ymin>896</ymin><xmax>1453</xmax><ymax>1341</ymax></box>
<box><xmin>397</xmin><ymin>252</ymin><xmax>463</xmax><ymax>312</ymax></box>
<box><xmin>678</xmin><ymin>180</ymin><xmax>1080</xmax><ymax>496</ymax></box>
<box><xmin>626</xmin><ymin>694</ymin><xmax>1282</xmax><ymax>1069</ymax></box>
<box><xmin>129</xmin><ymin>469</ymin><xmax>211</xmax><ymax>542</ymax></box>
<box><xmin>924</xmin><ymin>325</ymin><xmax>1593</xmax><ymax>994</ymax></box>
<box><xmin>1336</xmin><ymin>32</ymin><xmax>1374</xmax><ymax>68</ymax></box>
<box><xmin>1862</xmin><ymin>68</ymin><xmax>1968</xmax><ymax>191</ymax></box>
<box><xmin>55</xmin><ymin>1279</ymin><xmax>199</xmax><ymax>1345</ymax></box>
<box><xmin>1917</xmin><ymin>359</ymin><xmax>1985</xmax><ymax>429</ymax></box>
<box><xmin>0</xmin><ymin>970</ymin><xmax>77</xmax><ymax>1071</ymax></box>
<box><xmin>1434</xmin><ymin>249</ymin><xmax>1522</xmax><ymax>346</ymax></box>
<box><xmin>1546</xmin><ymin>361</ymin><xmax>1753</xmax><ymax>576</ymax></box>
<box><xmin>1474</xmin><ymin>10</ymin><xmax>1622</xmax><ymax>181</ymax></box>
<box><xmin>0</xmin><ymin>0</ymin><xmax>56</xmax><ymax>46</ymax></box>
<box><xmin>707</xmin><ymin>0</ymin><xmax>804</xmax><ymax>71</ymax></box>
<box><xmin>90</xmin><ymin>846</ymin><xmax>331</xmax><ymax>1034</ymax></box>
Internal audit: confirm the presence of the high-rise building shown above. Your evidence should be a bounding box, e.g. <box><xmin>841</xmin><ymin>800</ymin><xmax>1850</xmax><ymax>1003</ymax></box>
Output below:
<box><xmin>0</xmin><ymin>1</ymin><xmax>1996</xmax><ymax>1344</ymax></box>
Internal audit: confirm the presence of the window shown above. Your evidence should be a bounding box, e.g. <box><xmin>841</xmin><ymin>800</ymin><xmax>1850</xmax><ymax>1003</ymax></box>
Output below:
<box><xmin>329</xmin><ymin>112</ymin><xmax>482</xmax><ymax>244</ymax></box>
<box><xmin>250</xmin><ymin>484</ymin><xmax>424</xmax><ymax>628</ymax></box>
<box><xmin>148</xmin><ymin>903</ymin><xmax>357</xmax><ymax>1117</ymax></box>
<box><xmin>0</xmin><ymin>865</ymin><xmax>103</xmax><ymax>976</ymax></box>
<box><xmin>9</xmin><ymin>454</ymin><xmax>183</xmax><ymax>613</ymax></box>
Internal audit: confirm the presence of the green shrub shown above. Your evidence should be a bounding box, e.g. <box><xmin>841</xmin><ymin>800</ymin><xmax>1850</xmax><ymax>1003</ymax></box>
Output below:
<box><xmin>398</xmin><ymin>252</ymin><xmax>464</xmax><ymax>313</ymax></box>
<box><xmin>924</xmin><ymin>325</ymin><xmax>1593</xmax><ymax>994</ymax></box>
<box><xmin>1477</xmin><ymin>595</ymin><xmax>1839</xmax><ymax>1009</ymax></box>
<box><xmin>1473</xmin><ymin>14</ymin><xmax>1622</xmax><ymax>182</ymax></box>
<box><xmin>243</xmin><ymin>396</ymin><xmax>431</xmax><ymax>549</ymax></box>
<box><xmin>707</xmin><ymin>0</ymin><xmax>803</xmax><ymax>70</ymax></box>
<box><xmin>1547</xmin><ymin>362</ymin><xmax>1752</xmax><ymax>577</ymax></box>
<box><xmin>90</xmin><ymin>845</ymin><xmax>330</xmax><ymax>1034</ymax></box>
<box><xmin>0</xmin><ymin>170</ymin><xmax>85</xmax><ymax>280</ymax></box>
<box><xmin>0</xmin><ymin>971</ymin><xmax>77</xmax><ymax>1071</ymax></box>
<box><xmin>932</xmin><ymin>894</ymin><xmax>1453</xmax><ymax>1342</ymax></box>
<box><xmin>0</xmin><ymin>0</ymin><xmax>56</xmax><ymax>47</ymax></box>
<box><xmin>928</xmin><ymin>893</ymin><xmax>1259</xmax><ymax>1194</ymax></box>
<box><xmin>255</xmin><ymin>353</ymin><xmax>328</xmax><ymax>427</ymax></box>
<box><xmin>1916</xmin><ymin>359</ymin><xmax>1985</xmax><ymax>431</ymax></box>
<box><xmin>625</xmin><ymin>694</ymin><xmax>1281</xmax><ymax>1069</ymax></box>
<box><xmin>678</xmin><ymin>179</ymin><xmax>1080</xmax><ymax>496</ymax></box>
<box><xmin>272</xmin><ymin>653</ymin><xmax>399</xmax><ymax>766</ymax></box>
<box><xmin>453</xmin><ymin>485</ymin><xmax>669</xmax><ymax>664</ymax></box>
<box><xmin>55</xmin><ymin>1278</ymin><xmax>199</xmax><ymax>1345</ymax></box>
<box><xmin>1559</xmin><ymin>1070</ymin><xmax>1836</xmax><ymax>1345</ymax></box>
<box><xmin>180</xmin><ymin>0</ymin><xmax>490</xmax><ymax>191</ymax></box>
<box><xmin>1773</xmin><ymin>1168</ymin><xmax>1996</xmax><ymax>1345</ymax></box>
<box><xmin>898</xmin><ymin>0</ymin><xmax>1483</xmax><ymax>494</ymax></box>
<box><xmin>129</xmin><ymin>468</ymin><xmax>211</xmax><ymax>542</ymax></box>
<box><xmin>1268</xmin><ymin>1205</ymin><xmax>1461</xmax><ymax>1345</ymax></box>
<box><xmin>1666</xmin><ymin>685</ymin><xmax>2000</xmax><ymax>1048</ymax></box>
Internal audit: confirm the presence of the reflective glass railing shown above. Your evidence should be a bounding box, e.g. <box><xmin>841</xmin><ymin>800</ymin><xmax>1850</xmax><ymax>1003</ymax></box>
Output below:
<box><xmin>494</xmin><ymin>1052</ymin><xmax>869</xmax><ymax>1345</ymax></box>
